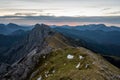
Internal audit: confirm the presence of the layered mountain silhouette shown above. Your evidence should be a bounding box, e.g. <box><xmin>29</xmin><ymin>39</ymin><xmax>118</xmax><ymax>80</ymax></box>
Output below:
<box><xmin>52</xmin><ymin>24</ymin><xmax>120</xmax><ymax>31</ymax></box>
<box><xmin>0</xmin><ymin>24</ymin><xmax>120</xmax><ymax>80</ymax></box>
<box><xmin>54</xmin><ymin>25</ymin><xmax>120</xmax><ymax>56</ymax></box>
<box><xmin>0</xmin><ymin>23</ymin><xmax>33</xmax><ymax>35</ymax></box>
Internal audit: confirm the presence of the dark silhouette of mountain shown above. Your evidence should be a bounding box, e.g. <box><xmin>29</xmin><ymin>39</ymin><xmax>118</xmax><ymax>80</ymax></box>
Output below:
<box><xmin>0</xmin><ymin>24</ymin><xmax>54</xmax><ymax>64</ymax></box>
<box><xmin>10</xmin><ymin>29</ymin><xmax>29</xmax><ymax>36</ymax></box>
<box><xmin>74</xmin><ymin>24</ymin><xmax>120</xmax><ymax>31</ymax></box>
<box><xmin>0</xmin><ymin>24</ymin><xmax>8</xmax><ymax>34</ymax></box>
<box><xmin>0</xmin><ymin>23</ymin><xmax>33</xmax><ymax>35</ymax></box>
<box><xmin>0</xmin><ymin>30</ymin><xmax>29</xmax><ymax>63</ymax></box>
<box><xmin>52</xmin><ymin>24</ymin><xmax>120</xmax><ymax>31</ymax></box>
<box><xmin>54</xmin><ymin>26</ymin><xmax>120</xmax><ymax>56</ymax></box>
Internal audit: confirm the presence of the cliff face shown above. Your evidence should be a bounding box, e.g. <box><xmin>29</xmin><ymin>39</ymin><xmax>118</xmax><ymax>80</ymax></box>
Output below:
<box><xmin>1</xmin><ymin>24</ymin><xmax>120</xmax><ymax>80</ymax></box>
<box><xmin>1</xmin><ymin>24</ymin><xmax>53</xmax><ymax>64</ymax></box>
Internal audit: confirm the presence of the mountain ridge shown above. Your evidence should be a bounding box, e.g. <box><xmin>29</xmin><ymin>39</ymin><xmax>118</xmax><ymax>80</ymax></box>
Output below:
<box><xmin>0</xmin><ymin>23</ymin><xmax>33</xmax><ymax>35</ymax></box>
<box><xmin>0</xmin><ymin>24</ymin><xmax>120</xmax><ymax>80</ymax></box>
<box><xmin>52</xmin><ymin>24</ymin><xmax>120</xmax><ymax>32</ymax></box>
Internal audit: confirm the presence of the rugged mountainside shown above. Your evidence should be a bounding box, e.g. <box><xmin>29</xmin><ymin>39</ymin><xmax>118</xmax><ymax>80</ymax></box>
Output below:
<box><xmin>0</xmin><ymin>31</ymin><xmax>28</xmax><ymax>61</ymax></box>
<box><xmin>0</xmin><ymin>24</ymin><xmax>54</xmax><ymax>64</ymax></box>
<box><xmin>0</xmin><ymin>24</ymin><xmax>120</xmax><ymax>80</ymax></box>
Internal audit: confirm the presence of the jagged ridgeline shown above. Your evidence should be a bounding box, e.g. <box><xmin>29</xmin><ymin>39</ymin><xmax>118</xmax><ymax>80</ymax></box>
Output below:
<box><xmin>0</xmin><ymin>24</ymin><xmax>120</xmax><ymax>80</ymax></box>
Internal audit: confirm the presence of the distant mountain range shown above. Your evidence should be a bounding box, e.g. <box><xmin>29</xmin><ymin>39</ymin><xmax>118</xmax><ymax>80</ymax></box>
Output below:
<box><xmin>52</xmin><ymin>24</ymin><xmax>120</xmax><ymax>31</ymax></box>
<box><xmin>0</xmin><ymin>23</ymin><xmax>32</xmax><ymax>60</ymax></box>
<box><xmin>54</xmin><ymin>24</ymin><xmax>120</xmax><ymax>56</ymax></box>
<box><xmin>74</xmin><ymin>24</ymin><xmax>120</xmax><ymax>31</ymax></box>
<box><xmin>0</xmin><ymin>23</ymin><xmax>33</xmax><ymax>35</ymax></box>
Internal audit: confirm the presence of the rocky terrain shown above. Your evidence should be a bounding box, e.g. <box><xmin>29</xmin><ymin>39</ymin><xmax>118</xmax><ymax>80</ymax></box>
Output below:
<box><xmin>0</xmin><ymin>24</ymin><xmax>120</xmax><ymax>80</ymax></box>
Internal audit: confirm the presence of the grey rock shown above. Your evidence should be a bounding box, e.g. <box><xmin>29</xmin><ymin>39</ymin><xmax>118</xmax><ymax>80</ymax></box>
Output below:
<box><xmin>1</xmin><ymin>24</ymin><xmax>55</xmax><ymax>80</ymax></box>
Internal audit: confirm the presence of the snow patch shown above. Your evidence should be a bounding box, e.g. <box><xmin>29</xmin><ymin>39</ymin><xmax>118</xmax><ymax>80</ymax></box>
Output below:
<box><xmin>79</xmin><ymin>55</ymin><xmax>84</xmax><ymax>60</ymax></box>
<box><xmin>43</xmin><ymin>55</ymin><xmax>46</xmax><ymax>58</ymax></box>
<box><xmin>85</xmin><ymin>64</ymin><xmax>89</xmax><ymax>68</ymax></box>
<box><xmin>67</xmin><ymin>54</ymin><xmax>74</xmax><ymax>59</ymax></box>
<box><xmin>76</xmin><ymin>62</ymin><xmax>80</xmax><ymax>68</ymax></box>
<box><xmin>44</xmin><ymin>71</ymin><xmax>49</xmax><ymax>77</ymax></box>
<box><xmin>37</xmin><ymin>76</ymin><xmax>42</xmax><ymax>80</ymax></box>
<box><xmin>92</xmin><ymin>62</ymin><xmax>95</xmax><ymax>64</ymax></box>
<box><xmin>52</xmin><ymin>70</ymin><xmax>55</xmax><ymax>73</ymax></box>
<box><xmin>45</xmin><ymin>74</ymin><xmax>48</xmax><ymax>77</ymax></box>
<box><xmin>45</xmin><ymin>63</ymin><xmax>47</xmax><ymax>66</ymax></box>
<box><xmin>64</xmin><ymin>63</ymin><xmax>66</xmax><ymax>65</ymax></box>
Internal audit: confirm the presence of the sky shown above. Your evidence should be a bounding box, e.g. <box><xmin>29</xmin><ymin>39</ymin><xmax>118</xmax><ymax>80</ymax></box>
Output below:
<box><xmin>0</xmin><ymin>0</ymin><xmax>120</xmax><ymax>26</ymax></box>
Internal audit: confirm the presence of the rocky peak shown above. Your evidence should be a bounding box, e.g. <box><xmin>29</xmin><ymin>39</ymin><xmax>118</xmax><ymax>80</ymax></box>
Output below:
<box><xmin>34</xmin><ymin>24</ymin><xmax>49</xmax><ymax>29</ymax></box>
<box><xmin>0</xmin><ymin>24</ymin><xmax>53</xmax><ymax>64</ymax></box>
<box><xmin>28</xmin><ymin>24</ymin><xmax>52</xmax><ymax>42</ymax></box>
<box><xmin>0</xmin><ymin>24</ymin><xmax>55</xmax><ymax>80</ymax></box>
<box><xmin>7</xmin><ymin>23</ymin><xmax>20</xmax><ymax>29</ymax></box>
<box><xmin>26</xmin><ymin>24</ymin><xmax>53</xmax><ymax>52</ymax></box>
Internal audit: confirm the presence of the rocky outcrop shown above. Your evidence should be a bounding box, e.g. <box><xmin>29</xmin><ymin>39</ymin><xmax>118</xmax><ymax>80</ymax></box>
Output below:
<box><xmin>2</xmin><ymin>24</ymin><xmax>53</xmax><ymax>64</ymax></box>
<box><xmin>0</xmin><ymin>24</ymin><xmax>56</xmax><ymax>80</ymax></box>
<box><xmin>3</xmin><ymin>47</ymin><xmax>52</xmax><ymax>80</ymax></box>
<box><xmin>0</xmin><ymin>63</ymin><xmax>11</xmax><ymax>78</ymax></box>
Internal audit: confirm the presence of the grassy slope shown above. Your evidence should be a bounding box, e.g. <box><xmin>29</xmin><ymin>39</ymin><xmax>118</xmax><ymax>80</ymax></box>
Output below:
<box><xmin>31</xmin><ymin>47</ymin><xmax>120</xmax><ymax>80</ymax></box>
<box><xmin>29</xmin><ymin>33</ymin><xmax>120</xmax><ymax>80</ymax></box>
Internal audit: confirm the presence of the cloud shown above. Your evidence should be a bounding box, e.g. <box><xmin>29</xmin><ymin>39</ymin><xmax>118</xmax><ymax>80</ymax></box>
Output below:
<box><xmin>14</xmin><ymin>13</ymin><xmax>38</xmax><ymax>16</ymax></box>
<box><xmin>107</xmin><ymin>11</ymin><xmax>120</xmax><ymax>14</ymax></box>
<box><xmin>0</xmin><ymin>16</ymin><xmax>120</xmax><ymax>26</ymax></box>
<box><xmin>0</xmin><ymin>9</ymin><xmax>61</xmax><ymax>12</ymax></box>
<box><xmin>102</xmin><ymin>8</ymin><xmax>111</xmax><ymax>11</ymax></box>
<box><xmin>0</xmin><ymin>8</ymin><xmax>63</xmax><ymax>16</ymax></box>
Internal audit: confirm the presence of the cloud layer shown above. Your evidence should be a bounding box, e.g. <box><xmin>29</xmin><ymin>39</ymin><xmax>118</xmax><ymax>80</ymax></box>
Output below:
<box><xmin>0</xmin><ymin>0</ymin><xmax>120</xmax><ymax>16</ymax></box>
<box><xmin>0</xmin><ymin>16</ymin><xmax>120</xmax><ymax>26</ymax></box>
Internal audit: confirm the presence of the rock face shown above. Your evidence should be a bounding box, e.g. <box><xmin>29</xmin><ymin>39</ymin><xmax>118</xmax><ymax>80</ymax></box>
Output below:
<box><xmin>2</xmin><ymin>47</ymin><xmax>52</xmax><ymax>80</ymax></box>
<box><xmin>0</xmin><ymin>24</ymin><xmax>55</xmax><ymax>80</ymax></box>
<box><xmin>0</xmin><ymin>63</ymin><xmax>10</xmax><ymax>77</ymax></box>
<box><xmin>0</xmin><ymin>24</ymin><xmax>120</xmax><ymax>80</ymax></box>
<box><xmin>1</xmin><ymin>24</ymin><xmax>53</xmax><ymax>64</ymax></box>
